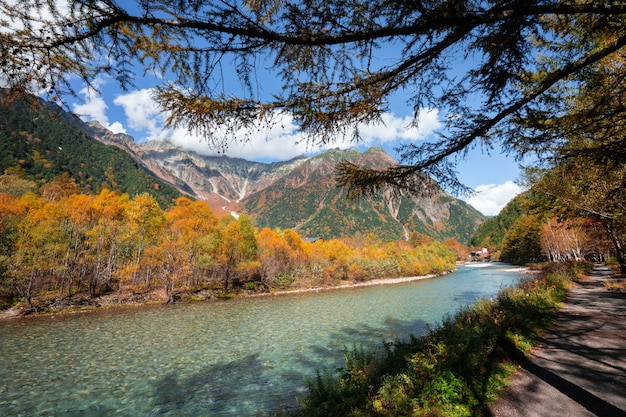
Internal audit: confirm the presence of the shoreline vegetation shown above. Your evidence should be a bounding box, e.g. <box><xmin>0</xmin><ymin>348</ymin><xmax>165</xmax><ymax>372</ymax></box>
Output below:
<box><xmin>0</xmin><ymin>265</ymin><xmax>532</xmax><ymax>322</ymax></box>
<box><xmin>292</xmin><ymin>261</ymin><xmax>583</xmax><ymax>417</ymax></box>
<box><xmin>0</xmin><ymin>270</ymin><xmax>448</xmax><ymax>321</ymax></box>
<box><xmin>0</xmin><ymin>264</ymin><xmax>533</xmax><ymax>322</ymax></box>
<box><xmin>0</xmin><ymin>190</ymin><xmax>466</xmax><ymax>320</ymax></box>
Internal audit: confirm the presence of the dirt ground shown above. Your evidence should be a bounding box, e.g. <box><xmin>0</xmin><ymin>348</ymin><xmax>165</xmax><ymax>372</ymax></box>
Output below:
<box><xmin>490</xmin><ymin>265</ymin><xmax>626</xmax><ymax>417</ymax></box>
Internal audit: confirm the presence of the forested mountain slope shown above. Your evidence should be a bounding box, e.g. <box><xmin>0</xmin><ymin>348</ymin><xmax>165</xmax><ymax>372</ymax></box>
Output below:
<box><xmin>1</xmin><ymin>91</ymin><xmax>485</xmax><ymax>243</ymax></box>
<box><xmin>470</xmin><ymin>194</ymin><xmax>526</xmax><ymax>251</ymax></box>
<box><xmin>243</xmin><ymin>148</ymin><xmax>486</xmax><ymax>242</ymax></box>
<box><xmin>0</xmin><ymin>91</ymin><xmax>181</xmax><ymax>207</ymax></box>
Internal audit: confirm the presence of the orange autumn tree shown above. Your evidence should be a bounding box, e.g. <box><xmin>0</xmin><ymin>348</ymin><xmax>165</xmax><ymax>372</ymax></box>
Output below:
<box><xmin>0</xmin><ymin>191</ymin><xmax>27</xmax><ymax>255</ymax></box>
<box><xmin>40</xmin><ymin>173</ymin><xmax>79</xmax><ymax>202</ymax></box>
<box><xmin>209</xmin><ymin>214</ymin><xmax>258</xmax><ymax>292</ymax></box>
<box><xmin>155</xmin><ymin>197</ymin><xmax>218</xmax><ymax>302</ymax></box>
<box><xmin>84</xmin><ymin>189</ymin><xmax>129</xmax><ymax>297</ymax></box>
<box><xmin>256</xmin><ymin>227</ymin><xmax>297</xmax><ymax>289</ymax></box>
<box><xmin>61</xmin><ymin>193</ymin><xmax>95</xmax><ymax>297</ymax></box>
<box><xmin>540</xmin><ymin>218</ymin><xmax>588</xmax><ymax>263</ymax></box>
<box><xmin>282</xmin><ymin>229</ymin><xmax>311</xmax><ymax>264</ymax></box>
<box><xmin>313</xmin><ymin>239</ymin><xmax>355</xmax><ymax>283</ymax></box>
<box><xmin>443</xmin><ymin>238</ymin><xmax>469</xmax><ymax>262</ymax></box>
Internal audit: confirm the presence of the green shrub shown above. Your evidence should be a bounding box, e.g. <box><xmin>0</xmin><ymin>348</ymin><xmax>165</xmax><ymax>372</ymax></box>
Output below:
<box><xmin>216</xmin><ymin>291</ymin><xmax>234</xmax><ymax>299</ymax></box>
<box><xmin>273</xmin><ymin>272</ymin><xmax>299</xmax><ymax>290</ymax></box>
<box><xmin>296</xmin><ymin>263</ymin><xmax>575</xmax><ymax>417</ymax></box>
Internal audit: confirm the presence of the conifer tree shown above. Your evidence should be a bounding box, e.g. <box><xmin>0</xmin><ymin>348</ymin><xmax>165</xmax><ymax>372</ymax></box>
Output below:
<box><xmin>1</xmin><ymin>1</ymin><xmax>625</xmax><ymax>193</ymax></box>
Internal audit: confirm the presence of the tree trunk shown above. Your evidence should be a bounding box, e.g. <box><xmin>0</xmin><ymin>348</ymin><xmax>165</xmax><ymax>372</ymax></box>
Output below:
<box><xmin>260</xmin><ymin>273</ymin><xmax>271</xmax><ymax>290</ymax></box>
<box><xmin>223</xmin><ymin>267</ymin><xmax>230</xmax><ymax>291</ymax></box>
<box><xmin>25</xmin><ymin>271</ymin><xmax>37</xmax><ymax>312</ymax></box>
<box><xmin>602</xmin><ymin>221</ymin><xmax>626</xmax><ymax>274</ymax></box>
<box><xmin>164</xmin><ymin>281</ymin><xmax>174</xmax><ymax>304</ymax></box>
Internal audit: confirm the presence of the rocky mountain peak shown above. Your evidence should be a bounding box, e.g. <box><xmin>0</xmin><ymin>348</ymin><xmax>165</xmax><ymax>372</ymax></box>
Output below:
<box><xmin>1</xmin><ymin>89</ymin><xmax>484</xmax><ymax>243</ymax></box>
<box><xmin>67</xmin><ymin>111</ymin><xmax>485</xmax><ymax>241</ymax></box>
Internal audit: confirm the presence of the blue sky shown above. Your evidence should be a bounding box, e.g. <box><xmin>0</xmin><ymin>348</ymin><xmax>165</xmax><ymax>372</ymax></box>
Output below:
<box><xmin>1</xmin><ymin>1</ymin><xmax>525</xmax><ymax>216</ymax></box>
<box><xmin>69</xmin><ymin>74</ymin><xmax>523</xmax><ymax>216</ymax></box>
<box><xmin>0</xmin><ymin>0</ymin><xmax>523</xmax><ymax>216</ymax></box>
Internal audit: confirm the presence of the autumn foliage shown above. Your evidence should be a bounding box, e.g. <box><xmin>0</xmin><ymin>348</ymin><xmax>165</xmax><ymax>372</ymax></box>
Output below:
<box><xmin>0</xmin><ymin>175</ymin><xmax>457</xmax><ymax>310</ymax></box>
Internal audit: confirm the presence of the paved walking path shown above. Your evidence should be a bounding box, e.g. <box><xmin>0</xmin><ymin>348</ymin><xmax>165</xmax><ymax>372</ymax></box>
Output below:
<box><xmin>490</xmin><ymin>265</ymin><xmax>626</xmax><ymax>417</ymax></box>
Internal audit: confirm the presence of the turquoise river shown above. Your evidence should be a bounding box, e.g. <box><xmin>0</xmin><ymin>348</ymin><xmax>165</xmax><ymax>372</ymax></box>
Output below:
<box><xmin>0</xmin><ymin>263</ymin><xmax>524</xmax><ymax>416</ymax></box>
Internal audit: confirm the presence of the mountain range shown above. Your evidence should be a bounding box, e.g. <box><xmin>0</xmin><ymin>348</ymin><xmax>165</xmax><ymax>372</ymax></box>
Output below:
<box><xmin>85</xmin><ymin>121</ymin><xmax>486</xmax><ymax>242</ymax></box>
<box><xmin>0</xmin><ymin>90</ymin><xmax>486</xmax><ymax>242</ymax></box>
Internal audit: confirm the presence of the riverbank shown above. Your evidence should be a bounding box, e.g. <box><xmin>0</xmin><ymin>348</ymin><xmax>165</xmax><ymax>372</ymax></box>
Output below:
<box><xmin>0</xmin><ymin>264</ymin><xmax>536</xmax><ymax>322</ymax></box>
<box><xmin>247</xmin><ymin>273</ymin><xmax>441</xmax><ymax>298</ymax></box>
<box><xmin>0</xmin><ymin>271</ymin><xmax>449</xmax><ymax>321</ymax></box>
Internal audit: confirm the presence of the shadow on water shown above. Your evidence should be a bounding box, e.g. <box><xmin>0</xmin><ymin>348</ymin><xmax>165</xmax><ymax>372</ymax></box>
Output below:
<box><xmin>151</xmin><ymin>354</ymin><xmax>310</xmax><ymax>416</ymax></box>
<box><xmin>152</xmin><ymin>354</ymin><xmax>304</xmax><ymax>416</ymax></box>
<box><xmin>453</xmin><ymin>289</ymin><xmax>495</xmax><ymax>306</ymax></box>
<box><xmin>321</xmin><ymin>317</ymin><xmax>431</xmax><ymax>367</ymax></box>
<box><xmin>149</xmin><ymin>318</ymin><xmax>432</xmax><ymax>416</ymax></box>
<box><xmin>381</xmin><ymin>316</ymin><xmax>430</xmax><ymax>339</ymax></box>
<box><xmin>337</xmin><ymin>317</ymin><xmax>429</xmax><ymax>342</ymax></box>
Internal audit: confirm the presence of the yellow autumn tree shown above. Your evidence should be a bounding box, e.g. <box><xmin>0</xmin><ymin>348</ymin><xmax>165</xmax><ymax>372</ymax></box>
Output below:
<box><xmin>84</xmin><ymin>189</ymin><xmax>129</xmax><ymax>296</ymax></box>
<box><xmin>256</xmin><ymin>227</ymin><xmax>294</xmax><ymax>289</ymax></box>
<box><xmin>117</xmin><ymin>193</ymin><xmax>165</xmax><ymax>290</ymax></box>
<box><xmin>155</xmin><ymin>197</ymin><xmax>219</xmax><ymax>302</ymax></box>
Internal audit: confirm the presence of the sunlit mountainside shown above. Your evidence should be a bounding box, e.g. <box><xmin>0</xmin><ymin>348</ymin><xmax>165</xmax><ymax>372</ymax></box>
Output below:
<box><xmin>1</xmin><ymin>90</ymin><xmax>485</xmax><ymax>243</ymax></box>
<box><xmin>0</xmin><ymin>90</ymin><xmax>182</xmax><ymax>208</ymax></box>
<box><xmin>242</xmin><ymin>148</ymin><xmax>486</xmax><ymax>242</ymax></box>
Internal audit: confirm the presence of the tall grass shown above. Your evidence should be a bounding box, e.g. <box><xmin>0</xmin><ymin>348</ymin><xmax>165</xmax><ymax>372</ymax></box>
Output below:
<box><xmin>295</xmin><ymin>262</ymin><xmax>580</xmax><ymax>417</ymax></box>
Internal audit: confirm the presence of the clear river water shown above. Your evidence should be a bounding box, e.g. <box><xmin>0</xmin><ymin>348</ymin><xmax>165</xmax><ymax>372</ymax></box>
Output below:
<box><xmin>0</xmin><ymin>263</ymin><xmax>524</xmax><ymax>417</ymax></box>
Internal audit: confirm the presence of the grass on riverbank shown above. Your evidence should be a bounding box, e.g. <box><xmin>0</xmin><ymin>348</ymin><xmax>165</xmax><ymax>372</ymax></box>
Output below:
<box><xmin>294</xmin><ymin>262</ymin><xmax>585</xmax><ymax>417</ymax></box>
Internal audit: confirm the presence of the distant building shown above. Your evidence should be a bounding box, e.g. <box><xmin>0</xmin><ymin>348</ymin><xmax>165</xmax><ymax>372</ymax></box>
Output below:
<box><xmin>469</xmin><ymin>247</ymin><xmax>491</xmax><ymax>262</ymax></box>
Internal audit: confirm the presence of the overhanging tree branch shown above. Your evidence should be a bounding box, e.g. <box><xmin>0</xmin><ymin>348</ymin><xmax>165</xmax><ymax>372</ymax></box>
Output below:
<box><xmin>337</xmin><ymin>31</ymin><xmax>626</xmax><ymax>196</ymax></box>
<box><xmin>3</xmin><ymin>0</ymin><xmax>626</xmax><ymax>198</ymax></box>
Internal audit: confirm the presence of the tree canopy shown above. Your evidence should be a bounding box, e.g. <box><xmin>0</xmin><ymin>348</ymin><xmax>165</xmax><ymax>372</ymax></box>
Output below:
<box><xmin>1</xmin><ymin>1</ymin><xmax>625</xmax><ymax>194</ymax></box>
<box><xmin>523</xmin><ymin>139</ymin><xmax>626</xmax><ymax>271</ymax></box>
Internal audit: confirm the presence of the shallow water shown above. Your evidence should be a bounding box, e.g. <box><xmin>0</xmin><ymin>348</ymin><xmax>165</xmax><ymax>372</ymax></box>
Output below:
<box><xmin>0</xmin><ymin>263</ymin><xmax>522</xmax><ymax>416</ymax></box>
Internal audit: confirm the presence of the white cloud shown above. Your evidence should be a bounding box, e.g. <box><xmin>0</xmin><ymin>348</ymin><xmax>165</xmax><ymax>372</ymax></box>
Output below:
<box><xmin>107</xmin><ymin>121</ymin><xmax>126</xmax><ymax>134</ymax></box>
<box><xmin>464</xmin><ymin>181</ymin><xmax>522</xmax><ymax>216</ymax></box>
<box><xmin>73</xmin><ymin>90</ymin><xmax>107</xmax><ymax>122</ymax></box>
<box><xmin>72</xmin><ymin>82</ymin><xmax>127</xmax><ymax>134</ymax></box>
<box><xmin>109</xmin><ymin>88</ymin><xmax>442</xmax><ymax>161</ymax></box>
<box><xmin>358</xmin><ymin>109</ymin><xmax>441</xmax><ymax>143</ymax></box>
<box><xmin>0</xmin><ymin>1</ymin><xmax>70</xmax><ymax>33</ymax></box>
<box><xmin>113</xmin><ymin>89</ymin><xmax>162</xmax><ymax>138</ymax></box>
<box><xmin>168</xmin><ymin>112</ymin><xmax>313</xmax><ymax>160</ymax></box>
